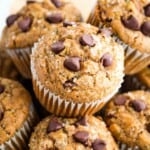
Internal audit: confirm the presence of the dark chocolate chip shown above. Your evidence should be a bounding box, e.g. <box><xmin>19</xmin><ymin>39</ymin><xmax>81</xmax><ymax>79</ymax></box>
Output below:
<box><xmin>146</xmin><ymin>123</ymin><xmax>150</xmax><ymax>133</ymax></box>
<box><xmin>100</xmin><ymin>53</ymin><xmax>113</xmax><ymax>67</ymax></box>
<box><xmin>46</xmin><ymin>13</ymin><xmax>63</xmax><ymax>24</ymax></box>
<box><xmin>129</xmin><ymin>100</ymin><xmax>146</xmax><ymax>112</ymax></box>
<box><xmin>18</xmin><ymin>17</ymin><xmax>32</xmax><ymax>32</ymax></box>
<box><xmin>75</xmin><ymin>117</ymin><xmax>87</xmax><ymax>126</ymax></box>
<box><xmin>47</xmin><ymin>117</ymin><xmax>63</xmax><ymax>133</ymax></box>
<box><xmin>6</xmin><ymin>14</ymin><xmax>20</xmax><ymax>27</ymax></box>
<box><xmin>80</xmin><ymin>34</ymin><xmax>96</xmax><ymax>47</ymax></box>
<box><xmin>73</xmin><ymin>131</ymin><xmax>89</xmax><ymax>146</ymax></box>
<box><xmin>144</xmin><ymin>4</ymin><xmax>150</xmax><ymax>17</ymax></box>
<box><xmin>64</xmin><ymin>57</ymin><xmax>81</xmax><ymax>72</ymax></box>
<box><xmin>51</xmin><ymin>0</ymin><xmax>62</xmax><ymax>8</ymax></box>
<box><xmin>92</xmin><ymin>139</ymin><xmax>106</xmax><ymax>150</ymax></box>
<box><xmin>0</xmin><ymin>84</ymin><xmax>5</xmax><ymax>94</ymax></box>
<box><xmin>114</xmin><ymin>95</ymin><xmax>127</xmax><ymax>106</ymax></box>
<box><xmin>51</xmin><ymin>41</ymin><xmax>65</xmax><ymax>54</ymax></box>
<box><xmin>141</xmin><ymin>21</ymin><xmax>150</xmax><ymax>36</ymax></box>
<box><xmin>121</xmin><ymin>15</ymin><xmax>140</xmax><ymax>30</ymax></box>
<box><xmin>0</xmin><ymin>109</ymin><xmax>4</xmax><ymax>121</ymax></box>
<box><xmin>63</xmin><ymin>21</ymin><xmax>76</xmax><ymax>27</ymax></box>
<box><xmin>26</xmin><ymin>0</ymin><xmax>36</xmax><ymax>4</ymax></box>
<box><xmin>63</xmin><ymin>80</ymin><xmax>77</xmax><ymax>89</ymax></box>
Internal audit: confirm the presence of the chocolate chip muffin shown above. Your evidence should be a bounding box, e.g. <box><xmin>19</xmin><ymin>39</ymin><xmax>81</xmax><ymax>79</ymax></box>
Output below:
<box><xmin>88</xmin><ymin>0</ymin><xmax>150</xmax><ymax>75</ymax></box>
<box><xmin>31</xmin><ymin>22</ymin><xmax>124</xmax><ymax>116</ymax></box>
<box><xmin>29</xmin><ymin>115</ymin><xmax>118</xmax><ymax>150</ymax></box>
<box><xmin>104</xmin><ymin>90</ymin><xmax>150</xmax><ymax>150</ymax></box>
<box><xmin>0</xmin><ymin>0</ymin><xmax>82</xmax><ymax>78</ymax></box>
<box><xmin>0</xmin><ymin>77</ymin><xmax>39</xmax><ymax>149</ymax></box>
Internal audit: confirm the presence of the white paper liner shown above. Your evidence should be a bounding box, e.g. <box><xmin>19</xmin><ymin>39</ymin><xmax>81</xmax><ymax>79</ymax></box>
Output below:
<box><xmin>7</xmin><ymin>47</ymin><xmax>32</xmax><ymax>79</ymax></box>
<box><xmin>114</xmin><ymin>37</ymin><xmax>150</xmax><ymax>75</ymax></box>
<box><xmin>119</xmin><ymin>142</ymin><xmax>140</xmax><ymax>150</ymax></box>
<box><xmin>0</xmin><ymin>103</ymin><xmax>39</xmax><ymax>150</ymax></box>
<box><xmin>31</xmin><ymin>40</ymin><xmax>124</xmax><ymax>117</ymax></box>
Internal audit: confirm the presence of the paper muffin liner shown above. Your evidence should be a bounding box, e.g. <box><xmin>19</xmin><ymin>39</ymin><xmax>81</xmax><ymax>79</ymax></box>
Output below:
<box><xmin>0</xmin><ymin>103</ymin><xmax>39</xmax><ymax>150</ymax></box>
<box><xmin>119</xmin><ymin>142</ymin><xmax>140</xmax><ymax>150</ymax></box>
<box><xmin>7</xmin><ymin>47</ymin><xmax>32</xmax><ymax>79</ymax></box>
<box><xmin>87</xmin><ymin>5</ymin><xmax>150</xmax><ymax>75</ymax></box>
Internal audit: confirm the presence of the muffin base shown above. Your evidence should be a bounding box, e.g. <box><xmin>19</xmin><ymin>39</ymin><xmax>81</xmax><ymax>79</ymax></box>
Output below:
<box><xmin>0</xmin><ymin>103</ymin><xmax>39</xmax><ymax>150</ymax></box>
<box><xmin>87</xmin><ymin>5</ymin><xmax>150</xmax><ymax>75</ymax></box>
<box><xmin>7</xmin><ymin>47</ymin><xmax>32</xmax><ymax>79</ymax></box>
<box><xmin>119</xmin><ymin>142</ymin><xmax>140</xmax><ymax>150</ymax></box>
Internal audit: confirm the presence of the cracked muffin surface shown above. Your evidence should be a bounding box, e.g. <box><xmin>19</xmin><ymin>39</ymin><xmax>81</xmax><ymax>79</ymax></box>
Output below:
<box><xmin>29</xmin><ymin>115</ymin><xmax>118</xmax><ymax>150</ymax></box>
<box><xmin>31</xmin><ymin>23</ymin><xmax>124</xmax><ymax>103</ymax></box>
<box><xmin>104</xmin><ymin>90</ymin><xmax>150</xmax><ymax>150</ymax></box>
<box><xmin>0</xmin><ymin>0</ymin><xmax>82</xmax><ymax>49</ymax></box>
<box><xmin>0</xmin><ymin>77</ymin><xmax>31</xmax><ymax>144</ymax></box>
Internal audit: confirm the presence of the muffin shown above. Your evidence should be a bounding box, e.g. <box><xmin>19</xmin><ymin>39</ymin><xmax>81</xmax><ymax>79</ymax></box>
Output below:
<box><xmin>0</xmin><ymin>0</ymin><xmax>82</xmax><ymax>78</ymax></box>
<box><xmin>0</xmin><ymin>77</ymin><xmax>39</xmax><ymax>149</ymax></box>
<box><xmin>88</xmin><ymin>0</ymin><xmax>150</xmax><ymax>75</ymax></box>
<box><xmin>31</xmin><ymin>22</ymin><xmax>124</xmax><ymax>117</ymax></box>
<box><xmin>29</xmin><ymin>115</ymin><xmax>118</xmax><ymax>150</ymax></box>
<box><xmin>104</xmin><ymin>90</ymin><xmax>150</xmax><ymax>150</ymax></box>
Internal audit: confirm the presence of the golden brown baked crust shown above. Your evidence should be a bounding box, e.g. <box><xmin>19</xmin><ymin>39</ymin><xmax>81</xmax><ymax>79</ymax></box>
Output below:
<box><xmin>31</xmin><ymin>23</ymin><xmax>124</xmax><ymax>103</ymax></box>
<box><xmin>29</xmin><ymin>115</ymin><xmax>118</xmax><ymax>150</ymax></box>
<box><xmin>138</xmin><ymin>66</ymin><xmax>150</xmax><ymax>88</ymax></box>
<box><xmin>104</xmin><ymin>91</ymin><xmax>150</xmax><ymax>150</ymax></box>
<box><xmin>95</xmin><ymin>0</ymin><xmax>150</xmax><ymax>53</ymax></box>
<box><xmin>0</xmin><ymin>77</ymin><xmax>31</xmax><ymax>144</ymax></box>
<box><xmin>0</xmin><ymin>0</ymin><xmax>82</xmax><ymax>49</ymax></box>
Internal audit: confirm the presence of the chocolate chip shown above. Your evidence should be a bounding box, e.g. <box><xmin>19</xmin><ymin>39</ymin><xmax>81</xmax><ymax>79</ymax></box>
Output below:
<box><xmin>0</xmin><ymin>84</ymin><xmax>5</xmax><ymax>94</ymax></box>
<box><xmin>100</xmin><ymin>53</ymin><xmax>113</xmax><ymax>67</ymax></box>
<box><xmin>114</xmin><ymin>96</ymin><xmax>127</xmax><ymax>106</ymax></box>
<box><xmin>63</xmin><ymin>80</ymin><xmax>77</xmax><ymax>89</ymax></box>
<box><xmin>80</xmin><ymin>34</ymin><xmax>96</xmax><ymax>47</ymax></box>
<box><xmin>26</xmin><ymin>0</ymin><xmax>36</xmax><ymax>4</ymax></box>
<box><xmin>63</xmin><ymin>21</ymin><xmax>76</xmax><ymax>27</ymax></box>
<box><xmin>6</xmin><ymin>14</ymin><xmax>20</xmax><ymax>27</ymax></box>
<box><xmin>18</xmin><ymin>17</ymin><xmax>32</xmax><ymax>32</ymax></box>
<box><xmin>46</xmin><ymin>13</ymin><xmax>63</xmax><ymax>24</ymax></box>
<box><xmin>121</xmin><ymin>15</ymin><xmax>140</xmax><ymax>30</ymax></box>
<box><xmin>0</xmin><ymin>109</ymin><xmax>4</xmax><ymax>121</ymax></box>
<box><xmin>73</xmin><ymin>131</ymin><xmax>89</xmax><ymax>146</ymax></box>
<box><xmin>51</xmin><ymin>0</ymin><xmax>62</xmax><ymax>8</ymax></box>
<box><xmin>51</xmin><ymin>41</ymin><xmax>65</xmax><ymax>54</ymax></box>
<box><xmin>47</xmin><ymin>117</ymin><xmax>63</xmax><ymax>133</ymax></box>
<box><xmin>64</xmin><ymin>57</ymin><xmax>81</xmax><ymax>72</ymax></box>
<box><xmin>141</xmin><ymin>22</ymin><xmax>150</xmax><ymax>36</ymax></box>
<box><xmin>144</xmin><ymin>4</ymin><xmax>150</xmax><ymax>17</ymax></box>
<box><xmin>92</xmin><ymin>139</ymin><xmax>106</xmax><ymax>150</ymax></box>
<box><xmin>146</xmin><ymin>123</ymin><xmax>150</xmax><ymax>133</ymax></box>
<box><xmin>129</xmin><ymin>100</ymin><xmax>146</xmax><ymax>112</ymax></box>
<box><xmin>75</xmin><ymin>117</ymin><xmax>87</xmax><ymax>126</ymax></box>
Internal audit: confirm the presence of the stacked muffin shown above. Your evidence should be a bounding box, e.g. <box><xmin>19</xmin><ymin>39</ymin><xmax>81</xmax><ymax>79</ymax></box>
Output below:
<box><xmin>0</xmin><ymin>0</ymin><xmax>149</xmax><ymax>149</ymax></box>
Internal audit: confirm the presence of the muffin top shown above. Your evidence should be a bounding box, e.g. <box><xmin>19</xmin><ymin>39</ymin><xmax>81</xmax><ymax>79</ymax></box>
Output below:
<box><xmin>29</xmin><ymin>115</ymin><xmax>118</xmax><ymax>150</ymax></box>
<box><xmin>0</xmin><ymin>78</ymin><xmax>31</xmax><ymax>144</ymax></box>
<box><xmin>138</xmin><ymin>66</ymin><xmax>150</xmax><ymax>88</ymax></box>
<box><xmin>31</xmin><ymin>23</ymin><xmax>124</xmax><ymax>103</ymax></box>
<box><xmin>96</xmin><ymin>0</ymin><xmax>150</xmax><ymax>53</ymax></box>
<box><xmin>0</xmin><ymin>0</ymin><xmax>82</xmax><ymax>49</ymax></box>
<box><xmin>104</xmin><ymin>90</ymin><xmax>150</xmax><ymax>150</ymax></box>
